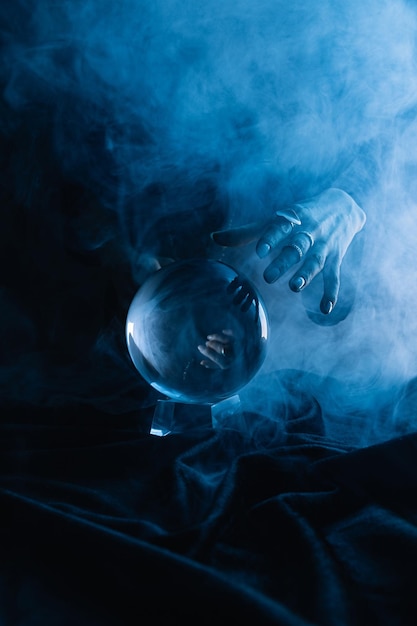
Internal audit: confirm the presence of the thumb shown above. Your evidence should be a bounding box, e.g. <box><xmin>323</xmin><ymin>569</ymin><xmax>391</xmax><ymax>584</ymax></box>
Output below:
<box><xmin>211</xmin><ymin>221</ymin><xmax>265</xmax><ymax>247</ymax></box>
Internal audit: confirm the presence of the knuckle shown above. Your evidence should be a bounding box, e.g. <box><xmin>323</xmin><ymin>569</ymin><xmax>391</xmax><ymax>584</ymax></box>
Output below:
<box><xmin>271</xmin><ymin>259</ymin><xmax>286</xmax><ymax>274</ymax></box>
<box><xmin>310</xmin><ymin>252</ymin><xmax>326</xmax><ymax>268</ymax></box>
<box><xmin>263</xmin><ymin>224</ymin><xmax>286</xmax><ymax>247</ymax></box>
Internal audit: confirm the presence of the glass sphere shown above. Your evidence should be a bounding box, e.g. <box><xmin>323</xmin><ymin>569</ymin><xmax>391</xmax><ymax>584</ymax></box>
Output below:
<box><xmin>126</xmin><ymin>258</ymin><xmax>269</xmax><ymax>404</ymax></box>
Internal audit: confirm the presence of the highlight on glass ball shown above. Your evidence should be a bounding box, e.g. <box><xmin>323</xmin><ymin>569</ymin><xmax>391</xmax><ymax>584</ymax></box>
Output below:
<box><xmin>126</xmin><ymin>258</ymin><xmax>269</xmax><ymax>404</ymax></box>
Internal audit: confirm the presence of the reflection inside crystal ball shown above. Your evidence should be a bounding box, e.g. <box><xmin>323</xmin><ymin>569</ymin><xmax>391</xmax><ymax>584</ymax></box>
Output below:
<box><xmin>126</xmin><ymin>258</ymin><xmax>269</xmax><ymax>404</ymax></box>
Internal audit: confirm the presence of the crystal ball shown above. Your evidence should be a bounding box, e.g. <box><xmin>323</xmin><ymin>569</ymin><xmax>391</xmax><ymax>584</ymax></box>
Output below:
<box><xmin>126</xmin><ymin>258</ymin><xmax>269</xmax><ymax>404</ymax></box>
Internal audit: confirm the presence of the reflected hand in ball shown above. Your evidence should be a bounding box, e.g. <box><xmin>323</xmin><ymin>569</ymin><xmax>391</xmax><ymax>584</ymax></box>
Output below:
<box><xmin>126</xmin><ymin>258</ymin><xmax>269</xmax><ymax>404</ymax></box>
<box><xmin>198</xmin><ymin>328</ymin><xmax>235</xmax><ymax>370</ymax></box>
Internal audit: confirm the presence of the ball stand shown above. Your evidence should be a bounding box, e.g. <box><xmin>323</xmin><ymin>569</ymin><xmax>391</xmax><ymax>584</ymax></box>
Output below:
<box><xmin>150</xmin><ymin>394</ymin><xmax>244</xmax><ymax>436</ymax></box>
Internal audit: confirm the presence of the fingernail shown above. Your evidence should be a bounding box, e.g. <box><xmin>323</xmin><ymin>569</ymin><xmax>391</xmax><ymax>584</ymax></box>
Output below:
<box><xmin>198</xmin><ymin>345</ymin><xmax>205</xmax><ymax>353</ymax></box>
<box><xmin>322</xmin><ymin>301</ymin><xmax>334</xmax><ymax>315</ymax></box>
<box><xmin>210</xmin><ymin>231</ymin><xmax>220</xmax><ymax>241</ymax></box>
<box><xmin>290</xmin><ymin>276</ymin><xmax>306</xmax><ymax>292</ymax></box>
<box><xmin>257</xmin><ymin>242</ymin><xmax>271</xmax><ymax>258</ymax></box>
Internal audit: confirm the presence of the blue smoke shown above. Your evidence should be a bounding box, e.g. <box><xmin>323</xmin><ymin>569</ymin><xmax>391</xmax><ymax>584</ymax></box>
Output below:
<box><xmin>2</xmin><ymin>0</ymin><xmax>417</xmax><ymax>441</ymax></box>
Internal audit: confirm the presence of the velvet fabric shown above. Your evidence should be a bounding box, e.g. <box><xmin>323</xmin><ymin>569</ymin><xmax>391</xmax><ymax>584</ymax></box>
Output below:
<box><xmin>1</xmin><ymin>374</ymin><xmax>417</xmax><ymax>625</ymax></box>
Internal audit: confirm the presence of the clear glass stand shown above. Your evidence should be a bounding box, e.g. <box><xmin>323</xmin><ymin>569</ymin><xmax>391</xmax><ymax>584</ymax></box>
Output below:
<box><xmin>150</xmin><ymin>394</ymin><xmax>243</xmax><ymax>436</ymax></box>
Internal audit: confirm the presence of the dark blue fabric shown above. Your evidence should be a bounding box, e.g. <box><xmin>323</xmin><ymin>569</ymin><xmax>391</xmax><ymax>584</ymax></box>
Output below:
<box><xmin>1</xmin><ymin>391</ymin><xmax>417</xmax><ymax>625</ymax></box>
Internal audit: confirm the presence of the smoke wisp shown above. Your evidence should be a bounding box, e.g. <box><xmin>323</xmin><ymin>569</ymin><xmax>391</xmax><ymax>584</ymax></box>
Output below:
<box><xmin>2</xmin><ymin>0</ymin><xmax>417</xmax><ymax>443</ymax></box>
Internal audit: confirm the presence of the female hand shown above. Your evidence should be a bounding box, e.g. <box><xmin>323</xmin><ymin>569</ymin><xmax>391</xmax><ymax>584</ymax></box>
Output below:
<box><xmin>211</xmin><ymin>188</ymin><xmax>366</xmax><ymax>315</ymax></box>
